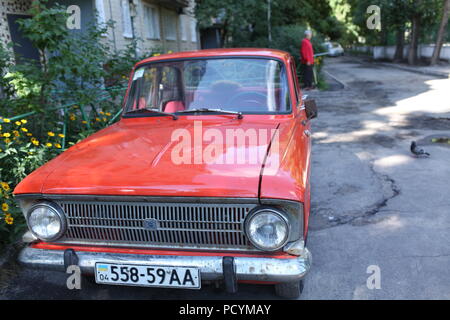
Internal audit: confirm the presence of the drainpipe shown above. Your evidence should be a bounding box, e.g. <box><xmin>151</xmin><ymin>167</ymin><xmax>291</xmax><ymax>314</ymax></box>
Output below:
<box><xmin>129</xmin><ymin>0</ymin><xmax>139</xmax><ymax>58</ymax></box>
<box><xmin>267</xmin><ymin>0</ymin><xmax>272</xmax><ymax>43</ymax></box>
<box><xmin>108</xmin><ymin>0</ymin><xmax>117</xmax><ymax>51</ymax></box>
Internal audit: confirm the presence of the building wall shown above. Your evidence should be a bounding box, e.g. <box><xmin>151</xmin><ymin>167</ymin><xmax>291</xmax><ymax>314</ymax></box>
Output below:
<box><xmin>0</xmin><ymin>0</ymin><xmax>32</xmax><ymax>48</ymax></box>
<box><xmin>100</xmin><ymin>0</ymin><xmax>199</xmax><ymax>55</ymax></box>
<box><xmin>371</xmin><ymin>44</ymin><xmax>450</xmax><ymax>62</ymax></box>
<box><xmin>0</xmin><ymin>0</ymin><xmax>199</xmax><ymax>57</ymax></box>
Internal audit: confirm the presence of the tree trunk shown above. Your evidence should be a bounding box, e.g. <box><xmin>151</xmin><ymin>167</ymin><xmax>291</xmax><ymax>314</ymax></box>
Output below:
<box><xmin>394</xmin><ymin>28</ymin><xmax>405</xmax><ymax>62</ymax></box>
<box><xmin>431</xmin><ymin>0</ymin><xmax>450</xmax><ymax>65</ymax></box>
<box><xmin>408</xmin><ymin>14</ymin><xmax>421</xmax><ymax>65</ymax></box>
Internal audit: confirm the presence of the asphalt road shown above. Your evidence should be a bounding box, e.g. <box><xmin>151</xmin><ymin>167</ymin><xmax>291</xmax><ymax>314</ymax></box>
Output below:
<box><xmin>1</xmin><ymin>56</ymin><xmax>449</xmax><ymax>300</ymax></box>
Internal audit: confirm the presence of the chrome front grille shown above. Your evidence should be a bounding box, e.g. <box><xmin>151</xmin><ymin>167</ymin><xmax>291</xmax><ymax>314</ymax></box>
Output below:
<box><xmin>56</xmin><ymin>200</ymin><xmax>257</xmax><ymax>250</ymax></box>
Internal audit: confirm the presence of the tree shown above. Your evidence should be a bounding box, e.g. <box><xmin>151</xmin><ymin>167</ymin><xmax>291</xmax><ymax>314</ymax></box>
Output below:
<box><xmin>195</xmin><ymin>0</ymin><xmax>342</xmax><ymax>47</ymax></box>
<box><xmin>430</xmin><ymin>0</ymin><xmax>450</xmax><ymax>65</ymax></box>
<box><xmin>383</xmin><ymin>0</ymin><xmax>410</xmax><ymax>61</ymax></box>
<box><xmin>407</xmin><ymin>0</ymin><xmax>422</xmax><ymax>64</ymax></box>
<box><xmin>407</xmin><ymin>0</ymin><xmax>442</xmax><ymax>65</ymax></box>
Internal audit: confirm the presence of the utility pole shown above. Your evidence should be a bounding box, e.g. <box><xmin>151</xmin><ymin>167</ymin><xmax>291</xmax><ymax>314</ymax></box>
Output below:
<box><xmin>267</xmin><ymin>0</ymin><xmax>272</xmax><ymax>43</ymax></box>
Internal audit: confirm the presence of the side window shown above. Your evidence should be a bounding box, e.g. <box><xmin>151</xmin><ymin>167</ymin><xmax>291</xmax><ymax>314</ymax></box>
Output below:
<box><xmin>290</xmin><ymin>61</ymin><xmax>299</xmax><ymax>104</ymax></box>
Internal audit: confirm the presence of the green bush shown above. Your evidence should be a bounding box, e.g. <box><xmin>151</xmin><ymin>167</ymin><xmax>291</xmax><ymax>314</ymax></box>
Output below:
<box><xmin>0</xmin><ymin>0</ymin><xmax>160</xmax><ymax>248</ymax></box>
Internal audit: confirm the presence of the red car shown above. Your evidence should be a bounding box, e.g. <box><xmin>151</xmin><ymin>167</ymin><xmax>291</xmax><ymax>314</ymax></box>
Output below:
<box><xmin>14</xmin><ymin>48</ymin><xmax>316</xmax><ymax>298</ymax></box>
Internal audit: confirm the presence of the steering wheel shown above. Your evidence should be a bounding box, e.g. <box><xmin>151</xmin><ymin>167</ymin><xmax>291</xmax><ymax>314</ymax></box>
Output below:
<box><xmin>226</xmin><ymin>91</ymin><xmax>267</xmax><ymax>108</ymax></box>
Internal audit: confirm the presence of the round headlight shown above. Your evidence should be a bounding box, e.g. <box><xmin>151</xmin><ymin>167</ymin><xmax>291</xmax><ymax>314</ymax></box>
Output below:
<box><xmin>245</xmin><ymin>207</ymin><xmax>290</xmax><ymax>251</ymax></box>
<box><xmin>27</xmin><ymin>202</ymin><xmax>66</xmax><ymax>241</ymax></box>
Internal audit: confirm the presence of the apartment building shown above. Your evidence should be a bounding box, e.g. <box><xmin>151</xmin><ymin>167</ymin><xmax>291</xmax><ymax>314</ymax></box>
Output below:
<box><xmin>0</xmin><ymin>0</ymin><xmax>199</xmax><ymax>63</ymax></box>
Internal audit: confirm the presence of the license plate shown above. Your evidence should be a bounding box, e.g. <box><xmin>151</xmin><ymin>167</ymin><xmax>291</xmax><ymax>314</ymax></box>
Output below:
<box><xmin>95</xmin><ymin>262</ymin><xmax>201</xmax><ymax>289</ymax></box>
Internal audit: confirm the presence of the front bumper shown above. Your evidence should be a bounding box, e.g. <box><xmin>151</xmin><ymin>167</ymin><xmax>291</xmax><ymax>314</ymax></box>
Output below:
<box><xmin>18</xmin><ymin>246</ymin><xmax>311</xmax><ymax>283</ymax></box>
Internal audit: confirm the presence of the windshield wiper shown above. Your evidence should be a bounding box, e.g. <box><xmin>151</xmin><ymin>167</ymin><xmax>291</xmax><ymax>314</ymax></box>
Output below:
<box><xmin>125</xmin><ymin>107</ymin><xmax>178</xmax><ymax>120</ymax></box>
<box><xmin>177</xmin><ymin>108</ymin><xmax>243</xmax><ymax>119</ymax></box>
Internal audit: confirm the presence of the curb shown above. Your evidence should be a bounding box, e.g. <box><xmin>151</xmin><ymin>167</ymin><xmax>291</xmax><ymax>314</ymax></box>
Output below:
<box><xmin>347</xmin><ymin>54</ymin><xmax>450</xmax><ymax>79</ymax></box>
<box><xmin>374</xmin><ymin>62</ymin><xmax>449</xmax><ymax>79</ymax></box>
<box><xmin>323</xmin><ymin>70</ymin><xmax>346</xmax><ymax>89</ymax></box>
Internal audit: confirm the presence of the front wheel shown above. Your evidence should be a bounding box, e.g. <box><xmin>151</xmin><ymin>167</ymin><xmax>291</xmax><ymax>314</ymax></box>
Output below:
<box><xmin>275</xmin><ymin>280</ymin><xmax>304</xmax><ymax>299</ymax></box>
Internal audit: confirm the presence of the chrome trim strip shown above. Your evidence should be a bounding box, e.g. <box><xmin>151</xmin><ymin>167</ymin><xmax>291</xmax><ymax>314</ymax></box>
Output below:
<box><xmin>52</xmin><ymin>240</ymin><xmax>259</xmax><ymax>252</ymax></box>
<box><xmin>15</xmin><ymin>194</ymin><xmax>302</xmax><ymax>206</ymax></box>
<box><xmin>15</xmin><ymin>194</ymin><xmax>262</xmax><ymax>204</ymax></box>
<box><xmin>18</xmin><ymin>246</ymin><xmax>311</xmax><ymax>282</ymax></box>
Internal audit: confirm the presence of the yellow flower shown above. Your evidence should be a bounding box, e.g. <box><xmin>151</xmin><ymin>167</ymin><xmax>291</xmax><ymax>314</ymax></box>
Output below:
<box><xmin>1</xmin><ymin>182</ymin><xmax>10</xmax><ymax>191</ymax></box>
<box><xmin>153</xmin><ymin>53</ymin><xmax>160</xmax><ymax>57</ymax></box>
<box><xmin>3</xmin><ymin>118</ymin><xmax>10</xmax><ymax>123</ymax></box>
<box><xmin>5</xmin><ymin>215</ymin><xmax>13</xmax><ymax>225</ymax></box>
<box><xmin>2</xmin><ymin>203</ymin><xmax>8</xmax><ymax>211</ymax></box>
<box><xmin>167</xmin><ymin>50</ymin><xmax>173</xmax><ymax>54</ymax></box>
<box><xmin>21</xmin><ymin>127</ymin><xmax>28</xmax><ymax>132</ymax></box>
<box><xmin>69</xmin><ymin>114</ymin><xmax>76</xmax><ymax>121</ymax></box>
<box><xmin>103</xmin><ymin>117</ymin><xmax>107</xmax><ymax>122</ymax></box>
<box><xmin>4</xmin><ymin>138</ymin><xmax>11</xmax><ymax>144</ymax></box>
<box><xmin>81</xmin><ymin>120</ymin><xmax>87</xmax><ymax>124</ymax></box>
<box><xmin>21</xmin><ymin>119</ymin><xmax>27</xmax><ymax>124</ymax></box>
<box><xmin>0</xmin><ymin>148</ymin><xmax>2</xmax><ymax>152</ymax></box>
<box><xmin>99</xmin><ymin>111</ymin><xmax>105</xmax><ymax>115</ymax></box>
<box><xmin>0</xmin><ymin>125</ymin><xmax>2</xmax><ymax>130</ymax></box>
<box><xmin>95</xmin><ymin>117</ymin><xmax>100</xmax><ymax>122</ymax></box>
<box><xmin>55</xmin><ymin>143</ymin><xmax>62</xmax><ymax>149</ymax></box>
<box><xmin>26</xmin><ymin>133</ymin><xmax>33</xmax><ymax>136</ymax></box>
<box><xmin>105</xmin><ymin>112</ymin><xmax>111</xmax><ymax>116</ymax></box>
<box><xmin>31</xmin><ymin>139</ymin><xmax>39</xmax><ymax>146</ymax></box>
<box><xmin>13</xmin><ymin>130</ymin><xmax>19</xmax><ymax>137</ymax></box>
<box><xmin>15</xmin><ymin>121</ymin><xmax>21</xmax><ymax>126</ymax></box>
<box><xmin>48</xmin><ymin>131</ymin><xmax>55</xmax><ymax>137</ymax></box>
<box><xmin>58</xmin><ymin>133</ymin><xmax>65</xmax><ymax>138</ymax></box>
<box><xmin>45</xmin><ymin>142</ymin><xmax>52</xmax><ymax>147</ymax></box>
<box><xmin>3</xmin><ymin>132</ymin><xmax>11</xmax><ymax>138</ymax></box>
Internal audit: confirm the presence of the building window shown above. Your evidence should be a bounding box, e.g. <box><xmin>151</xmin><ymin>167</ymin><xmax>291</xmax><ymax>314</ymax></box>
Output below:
<box><xmin>143</xmin><ymin>4</ymin><xmax>160</xmax><ymax>39</ymax></box>
<box><xmin>95</xmin><ymin>0</ymin><xmax>106</xmax><ymax>26</ymax></box>
<box><xmin>163</xmin><ymin>11</ymin><xmax>177</xmax><ymax>41</ymax></box>
<box><xmin>190</xmin><ymin>18</ymin><xmax>197</xmax><ymax>42</ymax></box>
<box><xmin>121</xmin><ymin>0</ymin><xmax>133</xmax><ymax>38</ymax></box>
<box><xmin>180</xmin><ymin>15</ymin><xmax>187</xmax><ymax>41</ymax></box>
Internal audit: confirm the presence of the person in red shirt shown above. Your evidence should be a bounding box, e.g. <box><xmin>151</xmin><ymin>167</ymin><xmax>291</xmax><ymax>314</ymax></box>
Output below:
<box><xmin>300</xmin><ymin>30</ymin><xmax>315</xmax><ymax>90</ymax></box>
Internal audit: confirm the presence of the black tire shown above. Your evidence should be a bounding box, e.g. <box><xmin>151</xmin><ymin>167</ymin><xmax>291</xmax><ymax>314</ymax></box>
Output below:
<box><xmin>275</xmin><ymin>280</ymin><xmax>304</xmax><ymax>299</ymax></box>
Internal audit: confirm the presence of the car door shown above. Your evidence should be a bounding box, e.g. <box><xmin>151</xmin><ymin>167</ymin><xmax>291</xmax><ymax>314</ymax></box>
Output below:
<box><xmin>290</xmin><ymin>58</ymin><xmax>312</xmax><ymax>237</ymax></box>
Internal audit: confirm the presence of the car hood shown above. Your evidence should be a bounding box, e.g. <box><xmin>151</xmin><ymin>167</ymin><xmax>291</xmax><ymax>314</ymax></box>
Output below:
<box><xmin>15</xmin><ymin>117</ymin><xmax>281</xmax><ymax>198</ymax></box>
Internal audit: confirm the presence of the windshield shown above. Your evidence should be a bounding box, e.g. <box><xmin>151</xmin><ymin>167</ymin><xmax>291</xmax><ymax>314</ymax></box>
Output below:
<box><xmin>124</xmin><ymin>58</ymin><xmax>291</xmax><ymax>116</ymax></box>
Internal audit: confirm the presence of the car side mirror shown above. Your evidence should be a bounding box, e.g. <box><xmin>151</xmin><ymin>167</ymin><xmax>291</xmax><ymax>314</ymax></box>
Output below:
<box><xmin>301</xmin><ymin>95</ymin><xmax>317</xmax><ymax>120</ymax></box>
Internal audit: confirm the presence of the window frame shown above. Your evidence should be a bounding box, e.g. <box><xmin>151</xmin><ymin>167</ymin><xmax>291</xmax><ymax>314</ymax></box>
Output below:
<box><xmin>180</xmin><ymin>15</ymin><xmax>188</xmax><ymax>42</ymax></box>
<box><xmin>143</xmin><ymin>3</ymin><xmax>160</xmax><ymax>40</ymax></box>
<box><xmin>95</xmin><ymin>0</ymin><xmax>106</xmax><ymax>26</ymax></box>
<box><xmin>190</xmin><ymin>18</ymin><xmax>197</xmax><ymax>43</ymax></box>
<box><xmin>163</xmin><ymin>10</ymin><xmax>178</xmax><ymax>41</ymax></box>
<box><xmin>121</xmin><ymin>0</ymin><xmax>133</xmax><ymax>38</ymax></box>
<box><xmin>122</xmin><ymin>56</ymin><xmax>295</xmax><ymax>119</ymax></box>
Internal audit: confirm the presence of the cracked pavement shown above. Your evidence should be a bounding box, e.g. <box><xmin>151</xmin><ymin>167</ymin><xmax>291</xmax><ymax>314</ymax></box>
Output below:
<box><xmin>1</xmin><ymin>56</ymin><xmax>449</xmax><ymax>299</ymax></box>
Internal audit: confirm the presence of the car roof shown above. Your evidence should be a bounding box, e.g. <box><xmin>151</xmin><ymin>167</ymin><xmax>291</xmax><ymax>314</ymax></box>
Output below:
<box><xmin>136</xmin><ymin>48</ymin><xmax>292</xmax><ymax>66</ymax></box>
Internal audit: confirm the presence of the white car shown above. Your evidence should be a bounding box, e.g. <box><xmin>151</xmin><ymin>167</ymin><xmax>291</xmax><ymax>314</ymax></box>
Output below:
<box><xmin>324</xmin><ymin>42</ymin><xmax>344</xmax><ymax>57</ymax></box>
